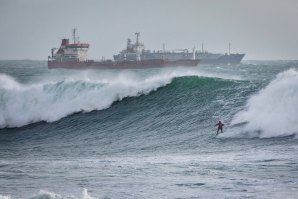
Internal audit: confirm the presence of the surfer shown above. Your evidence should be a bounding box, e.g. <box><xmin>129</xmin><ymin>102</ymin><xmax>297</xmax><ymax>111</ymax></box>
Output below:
<box><xmin>215</xmin><ymin>121</ymin><xmax>224</xmax><ymax>135</ymax></box>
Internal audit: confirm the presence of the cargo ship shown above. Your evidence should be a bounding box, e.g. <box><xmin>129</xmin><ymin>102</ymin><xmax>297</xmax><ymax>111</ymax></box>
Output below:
<box><xmin>48</xmin><ymin>30</ymin><xmax>199</xmax><ymax>69</ymax></box>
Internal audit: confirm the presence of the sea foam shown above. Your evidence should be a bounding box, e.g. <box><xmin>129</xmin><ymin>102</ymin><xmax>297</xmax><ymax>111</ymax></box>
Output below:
<box><xmin>226</xmin><ymin>69</ymin><xmax>298</xmax><ymax>138</ymax></box>
<box><xmin>0</xmin><ymin>195</ymin><xmax>11</xmax><ymax>199</ymax></box>
<box><xmin>33</xmin><ymin>189</ymin><xmax>95</xmax><ymax>199</ymax></box>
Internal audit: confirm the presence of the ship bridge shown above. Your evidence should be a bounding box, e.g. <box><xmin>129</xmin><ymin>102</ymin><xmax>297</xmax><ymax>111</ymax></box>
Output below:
<box><xmin>50</xmin><ymin>29</ymin><xmax>90</xmax><ymax>62</ymax></box>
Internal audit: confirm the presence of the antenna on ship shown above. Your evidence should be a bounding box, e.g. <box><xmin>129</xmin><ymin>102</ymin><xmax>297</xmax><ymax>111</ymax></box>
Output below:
<box><xmin>73</xmin><ymin>28</ymin><xmax>77</xmax><ymax>44</ymax></box>
<box><xmin>229</xmin><ymin>42</ymin><xmax>231</xmax><ymax>55</ymax></box>
<box><xmin>192</xmin><ymin>45</ymin><xmax>196</xmax><ymax>60</ymax></box>
<box><xmin>201</xmin><ymin>43</ymin><xmax>204</xmax><ymax>53</ymax></box>
<box><xmin>163</xmin><ymin>43</ymin><xmax>165</xmax><ymax>52</ymax></box>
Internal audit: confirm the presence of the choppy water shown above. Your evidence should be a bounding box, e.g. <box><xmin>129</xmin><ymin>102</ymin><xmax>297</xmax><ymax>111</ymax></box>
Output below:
<box><xmin>0</xmin><ymin>60</ymin><xmax>297</xmax><ymax>199</ymax></box>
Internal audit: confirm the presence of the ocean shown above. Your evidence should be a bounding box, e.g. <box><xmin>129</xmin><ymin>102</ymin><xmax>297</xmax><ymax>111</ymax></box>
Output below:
<box><xmin>0</xmin><ymin>60</ymin><xmax>297</xmax><ymax>199</ymax></box>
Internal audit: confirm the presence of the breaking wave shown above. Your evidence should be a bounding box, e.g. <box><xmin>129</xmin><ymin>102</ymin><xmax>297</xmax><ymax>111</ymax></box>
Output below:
<box><xmin>0</xmin><ymin>188</ymin><xmax>95</xmax><ymax>199</ymax></box>
<box><xmin>0</xmin><ymin>195</ymin><xmax>11</xmax><ymax>199</ymax></box>
<box><xmin>0</xmin><ymin>68</ymin><xmax>240</xmax><ymax>128</ymax></box>
<box><xmin>225</xmin><ymin>69</ymin><xmax>298</xmax><ymax>138</ymax></box>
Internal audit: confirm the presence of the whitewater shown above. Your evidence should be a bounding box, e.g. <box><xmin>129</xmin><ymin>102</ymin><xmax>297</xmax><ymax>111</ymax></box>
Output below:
<box><xmin>0</xmin><ymin>60</ymin><xmax>297</xmax><ymax>199</ymax></box>
<box><xmin>0</xmin><ymin>66</ymin><xmax>241</xmax><ymax>128</ymax></box>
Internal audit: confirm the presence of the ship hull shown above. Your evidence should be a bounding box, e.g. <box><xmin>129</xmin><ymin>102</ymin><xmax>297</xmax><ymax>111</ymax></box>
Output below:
<box><xmin>48</xmin><ymin>59</ymin><xmax>199</xmax><ymax>69</ymax></box>
<box><xmin>199</xmin><ymin>54</ymin><xmax>245</xmax><ymax>65</ymax></box>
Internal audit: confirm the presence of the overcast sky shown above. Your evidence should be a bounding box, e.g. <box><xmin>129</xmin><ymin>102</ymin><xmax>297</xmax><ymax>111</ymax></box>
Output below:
<box><xmin>0</xmin><ymin>0</ymin><xmax>298</xmax><ymax>60</ymax></box>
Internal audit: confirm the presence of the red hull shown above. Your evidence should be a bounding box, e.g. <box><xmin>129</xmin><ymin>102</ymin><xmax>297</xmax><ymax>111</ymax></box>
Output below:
<box><xmin>48</xmin><ymin>59</ymin><xmax>199</xmax><ymax>69</ymax></box>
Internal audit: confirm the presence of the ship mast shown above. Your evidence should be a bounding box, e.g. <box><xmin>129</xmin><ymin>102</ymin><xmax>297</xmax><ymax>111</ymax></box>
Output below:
<box><xmin>73</xmin><ymin>28</ymin><xmax>77</xmax><ymax>44</ymax></box>
<box><xmin>135</xmin><ymin>32</ymin><xmax>140</xmax><ymax>45</ymax></box>
<box><xmin>229</xmin><ymin>42</ymin><xmax>231</xmax><ymax>55</ymax></box>
<box><xmin>192</xmin><ymin>45</ymin><xmax>196</xmax><ymax>60</ymax></box>
<box><xmin>201</xmin><ymin>43</ymin><xmax>204</xmax><ymax>53</ymax></box>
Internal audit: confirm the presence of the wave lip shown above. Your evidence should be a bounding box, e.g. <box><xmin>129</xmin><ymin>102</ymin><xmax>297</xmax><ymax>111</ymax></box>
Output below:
<box><xmin>228</xmin><ymin>69</ymin><xmax>298</xmax><ymax>138</ymax></box>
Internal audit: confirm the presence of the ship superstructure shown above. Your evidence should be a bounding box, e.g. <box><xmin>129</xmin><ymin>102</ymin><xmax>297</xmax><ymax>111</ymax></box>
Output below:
<box><xmin>49</xmin><ymin>29</ymin><xmax>89</xmax><ymax>62</ymax></box>
<box><xmin>113</xmin><ymin>32</ymin><xmax>148</xmax><ymax>61</ymax></box>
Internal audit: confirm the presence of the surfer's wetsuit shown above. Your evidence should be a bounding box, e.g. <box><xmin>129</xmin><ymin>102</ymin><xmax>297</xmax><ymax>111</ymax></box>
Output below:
<box><xmin>215</xmin><ymin>121</ymin><xmax>224</xmax><ymax>135</ymax></box>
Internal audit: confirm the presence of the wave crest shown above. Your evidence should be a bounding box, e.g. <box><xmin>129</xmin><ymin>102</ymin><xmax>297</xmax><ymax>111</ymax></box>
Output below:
<box><xmin>226</xmin><ymin>69</ymin><xmax>298</xmax><ymax>138</ymax></box>
<box><xmin>0</xmin><ymin>72</ymin><xmax>172</xmax><ymax>128</ymax></box>
<box><xmin>0</xmin><ymin>67</ymin><xmax>241</xmax><ymax>129</ymax></box>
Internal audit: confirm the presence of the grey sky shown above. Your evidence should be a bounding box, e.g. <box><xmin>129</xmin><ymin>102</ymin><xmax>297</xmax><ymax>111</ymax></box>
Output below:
<box><xmin>0</xmin><ymin>0</ymin><xmax>298</xmax><ymax>60</ymax></box>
